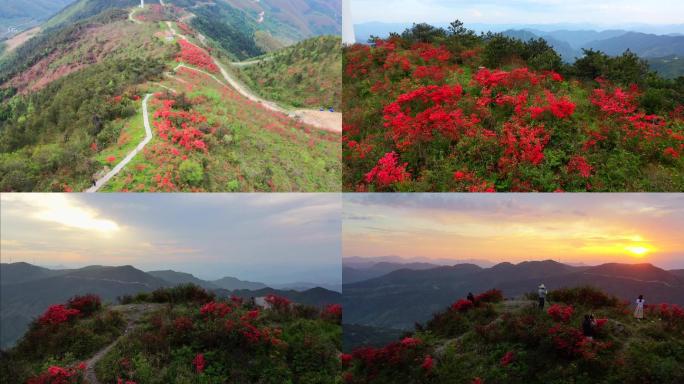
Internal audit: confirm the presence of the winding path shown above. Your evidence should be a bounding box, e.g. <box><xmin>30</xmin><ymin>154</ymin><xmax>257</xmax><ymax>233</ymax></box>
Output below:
<box><xmin>86</xmin><ymin>94</ymin><xmax>153</xmax><ymax>192</ymax></box>
<box><xmin>84</xmin><ymin>304</ymin><xmax>160</xmax><ymax>384</ymax></box>
<box><xmin>166</xmin><ymin>20</ymin><xmax>341</xmax><ymax>132</ymax></box>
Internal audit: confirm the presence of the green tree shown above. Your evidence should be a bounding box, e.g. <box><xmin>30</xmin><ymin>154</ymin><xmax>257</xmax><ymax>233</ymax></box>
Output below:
<box><xmin>179</xmin><ymin>160</ymin><xmax>203</xmax><ymax>186</ymax></box>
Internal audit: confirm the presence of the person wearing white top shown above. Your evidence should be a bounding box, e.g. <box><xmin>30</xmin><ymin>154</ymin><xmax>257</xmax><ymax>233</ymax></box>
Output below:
<box><xmin>538</xmin><ymin>284</ymin><xmax>547</xmax><ymax>310</ymax></box>
<box><xmin>634</xmin><ymin>295</ymin><xmax>645</xmax><ymax>320</ymax></box>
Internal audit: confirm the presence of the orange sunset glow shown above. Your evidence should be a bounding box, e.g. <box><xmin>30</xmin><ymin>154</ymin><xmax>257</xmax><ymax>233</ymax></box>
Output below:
<box><xmin>343</xmin><ymin>194</ymin><xmax>684</xmax><ymax>268</ymax></box>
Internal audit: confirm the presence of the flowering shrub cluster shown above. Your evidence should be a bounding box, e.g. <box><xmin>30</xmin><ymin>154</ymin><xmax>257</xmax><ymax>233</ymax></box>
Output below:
<box><xmin>645</xmin><ymin>303</ymin><xmax>684</xmax><ymax>332</ymax></box>
<box><xmin>27</xmin><ymin>364</ymin><xmax>86</xmax><ymax>384</ymax></box>
<box><xmin>67</xmin><ymin>294</ymin><xmax>101</xmax><ymax>316</ymax></box>
<box><xmin>264</xmin><ymin>294</ymin><xmax>292</xmax><ymax>312</ymax></box>
<box><xmin>343</xmin><ymin>337</ymin><xmax>433</xmax><ymax>383</ymax></box>
<box><xmin>322</xmin><ymin>304</ymin><xmax>342</xmax><ymax>323</ymax></box>
<box><xmin>547</xmin><ymin>304</ymin><xmax>574</xmax><ymax>323</ymax></box>
<box><xmin>177</xmin><ymin>39</ymin><xmax>218</xmax><ymax>73</ymax></box>
<box><xmin>343</xmin><ymin>37</ymin><xmax>684</xmax><ymax>191</ymax></box>
<box><xmin>38</xmin><ymin>305</ymin><xmax>81</xmax><ymax>326</ymax></box>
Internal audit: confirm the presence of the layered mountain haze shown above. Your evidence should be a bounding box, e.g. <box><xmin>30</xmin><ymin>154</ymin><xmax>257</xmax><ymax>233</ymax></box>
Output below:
<box><xmin>354</xmin><ymin>21</ymin><xmax>684</xmax><ymax>78</ymax></box>
<box><xmin>343</xmin><ymin>260</ymin><xmax>684</xmax><ymax>331</ymax></box>
<box><xmin>0</xmin><ymin>262</ymin><xmax>341</xmax><ymax>349</ymax></box>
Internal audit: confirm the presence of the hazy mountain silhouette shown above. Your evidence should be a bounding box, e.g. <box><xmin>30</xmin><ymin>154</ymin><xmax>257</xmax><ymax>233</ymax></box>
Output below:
<box><xmin>0</xmin><ymin>262</ymin><xmax>338</xmax><ymax>349</ymax></box>
<box><xmin>343</xmin><ymin>261</ymin><xmax>684</xmax><ymax>330</ymax></box>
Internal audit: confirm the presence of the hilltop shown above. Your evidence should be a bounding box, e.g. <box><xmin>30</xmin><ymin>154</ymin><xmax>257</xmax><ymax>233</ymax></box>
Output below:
<box><xmin>342</xmin><ymin>21</ymin><xmax>684</xmax><ymax>192</ymax></box>
<box><xmin>0</xmin><ymin>0</ymin><xmax>341</xmax><ymax>192</ymax></box>
<box><xmin>341</xmin><ymin>287</ymin><xmax>684</xmax><ymax>383</ymax></box>
<box><xmin>342</xmin><ymin>260</ymin><xmax>684</xmax><ymax>330</ymax></box>
<box><xmin>0</xmin><ymin>262</ymin><xmax>341</xmax><ymax>349</ymax></box>
<box><xmin>0</xmin><ymin>285</ymin><xmax>342</xmax><ymax>383</ymax></box>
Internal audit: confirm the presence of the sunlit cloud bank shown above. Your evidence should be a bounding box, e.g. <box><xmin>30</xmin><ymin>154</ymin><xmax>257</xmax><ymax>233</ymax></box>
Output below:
<box><xmin>343</xmin><ymin>194</ymin><xmax>684</xmax><ymax>269</ymax></box>
<box><xmin>1</xmin><ymin>194</ymin><xmax>341</xmax><ymax>283</ymax></box>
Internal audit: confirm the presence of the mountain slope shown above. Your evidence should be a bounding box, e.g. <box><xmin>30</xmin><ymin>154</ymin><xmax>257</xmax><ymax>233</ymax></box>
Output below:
<box><xmin>211</xmin><ymin>275</ymin><xmax>267</xmax><ymax>290</ymax></box>
<box><xmin>343</xmin><ymin>261</ymin><xmax>684</xmax><ymax>330</ymax></box>
<box><xmin>342</xmin><ymin>287</ymin><xmax>684</xmax><ymax>383</ymax></box>
<box><xmin>148</xmin><ymin>269</ymin><xmax>219</xmax><ymax>289</ymax></box>
<box><xmin>0</xmin><ymin>0</ymin><xmax>74</xmax><ymax>39</ymax></box>
<box><xmin>1</xmin><ymin>286</ymin><xmax>342</xmax><ymax>383</ymax></box>
<box><xmin>0</xmin><ymin>265</ymin><xmax>168</xmax><ymax>348</ymax></box>
<box><xmin>0</xmin><ymin>0</ymin><xmax>341</xmax><ymax>192</ymax></box>
<box><xmin>235</xmin><ymin>35</ymin><xmax>341</xmax><ymax>109</ymax></box>
<box><xmin>584</xmin><ymin>32</ymin><xmax>684</xmax><ymax>57</ymax></box>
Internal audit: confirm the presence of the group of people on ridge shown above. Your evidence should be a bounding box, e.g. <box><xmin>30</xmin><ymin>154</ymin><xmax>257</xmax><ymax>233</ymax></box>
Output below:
<box><xmin>536</xmin><ymin>283</ymin><xmax>648</xmax><ymax>338</ymax></box>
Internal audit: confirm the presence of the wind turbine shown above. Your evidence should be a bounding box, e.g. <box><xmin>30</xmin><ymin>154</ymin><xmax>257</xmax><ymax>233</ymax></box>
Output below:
<box><xmin>342</xmin><ymin>0</ymin><xmax>355</xmax><ymax>45</ymax></box>
<box><xmin>140</xmin><ymin>0</ymin><xmax>144</xmax><ymax>8</ymax></box>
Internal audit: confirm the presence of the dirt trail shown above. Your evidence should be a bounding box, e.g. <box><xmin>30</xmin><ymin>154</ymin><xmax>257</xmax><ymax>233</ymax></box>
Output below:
<box><xmin>84</xmin><ymin>304</ymin><xmax>161</xmax><ymax>384</ymax></box>
<box><xmin>166</xmin><ymin>20</ymin><xmax>341</xmax><ymax>132</ymax></box>
<box><xmin>86</xmin><ymin>93</ymin><xmax>153</xmax><ymax>192</ymax></box>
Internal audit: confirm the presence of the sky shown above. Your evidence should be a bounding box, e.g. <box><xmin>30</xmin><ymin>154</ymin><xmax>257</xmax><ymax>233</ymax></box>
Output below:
<box><xmin>1</xmin><ymin>194</ymin><xmax>341</xmax><ymax>284</ymax></box>
<box><xmin>343</xmin><ymin>194</ymin><xmax>684</xmax><ymax>270</ymax></box>
<box><xmin>350</xmin><ymin>0</ymin><xmax>684</xmax><ymax>26</ymax></box>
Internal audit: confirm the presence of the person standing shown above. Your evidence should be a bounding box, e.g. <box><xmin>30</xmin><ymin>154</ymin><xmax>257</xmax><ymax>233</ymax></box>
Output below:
<box><xmin>467</xmin><ymin>292</ymin><xmax>475</xmax><ymax>303</ymax></box>
<box><xmin>582</xmin><ymin>315</ymin><xmax>595</xmax><ymax>339</ymax></box>
<box><xmin>538</xmin><ymin>284</ymin><xmax>547</xmax><ymax>310</ymax></box>
<box><xmin>634</xmin><ymin>295</ymin><xmax>645</xmax><ymax>320</ymax></box>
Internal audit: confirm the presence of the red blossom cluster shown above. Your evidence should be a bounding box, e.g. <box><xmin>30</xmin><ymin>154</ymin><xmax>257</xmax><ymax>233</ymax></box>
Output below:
<box><xmin>500</xmin><ymin>351</ymin><xmax>515</xmax><ymax>367</ymax></box>
<box><xmin>38</xmin><ymin>305</ymin><xmax>80</xmax><ymax>326</ymax></box>
<box><xmin>547</xmin><ymin>323</ymin><xmax>612</xmax><ymax>360</ymax></box>
<box><xmin>153</xmin><ymin>98</ymin><xmax>208</xmax><ymax>152</ymax></box>
<box><xmin>177</xmin><ymin>39</ymin><xmax>218</xmax><ymax>73</ymax></box>
<box><xmin>177</xmin><ymin>22</ymin><xmax>195</xmax><ymax>36</ymax></box>
<box><xmin>346</xmin><ymin>336</ymin><xmax>430</xmax><ymax>380</ymax></box>
<box><xmin>323</xmin><ymin>304</ymin><xmax>342</xmax><ymax>319</ymax></box>
<box><xmin>67</xmin><ymin>294</ymin><xmax>101</xmax><ymax>316</ymax></box>
<box><xmin>264</xmin><ymin>294</ymin><xmax>291</xmax><ymax>312</ymax></box>
<box><xmin>192</xmin><ymin>353</ymin><xmax>205</xmax><ymax>374</ymax></box>
<box><xmin>200</xmin><ymin>301</ymin><xmax>233</xmax><ymax>317</ymax></box>
<box><xmin>645</xmin><ymin>303</ymin><xmax>684</xmax><ymax>331</ymax></box>
<box><xmin>451</xmin><ymin>299</ymin><xmax>474</xmax><ymax>312</ymax></box>
<box><xmin>364</xmin><ymin>152</ymin><xmax>411</xmax><ymax>188</ymax></box>
<box><xmin>27</xmin><ymin>363</ymin><xmax>86</xmax><ymax>384</ymax></box>
<box><xmin>548</xmin><ymin>304</ymin><xmax>574</xmax><ymax>323</ymax></box>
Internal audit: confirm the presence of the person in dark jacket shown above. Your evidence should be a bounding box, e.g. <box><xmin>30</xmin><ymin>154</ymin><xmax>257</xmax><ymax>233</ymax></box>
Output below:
<box><xmin>582</xmin><ymin>314</ymin><xmax>595</xmax><ymax>339</ymax></box>
<box><xmin>467</xmin><ymin>292</ymin><xmax>475</xmax><ymax>303</ymax></box>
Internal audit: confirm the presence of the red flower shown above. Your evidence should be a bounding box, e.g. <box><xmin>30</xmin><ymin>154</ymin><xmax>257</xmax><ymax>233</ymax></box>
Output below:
<box><xmin>548</xmin><ymin>304</ymin><xmax>574</xmax><ymax>323</ymax></box>
<box><xmin>365</xmin><ymin>152</ymin><xmax>411</xmax><ymax>187</ymax></box>
<box><xmin>265</xmin><ymin>294</ymin><xmax>291</xmax><ymax>311</ymax></box>
<box><xmin>421</xmin><ymin>355</ymin><xmax>434</xmax><ymax>371</ymax></box>
<box><xmin>472</xmin><ymin>378</ymin><xmax>484</xmax><ymax>384</ymax></box>
<box><xmin>177</xmin><ymin>39</ymin><xmax>218</xmax><ymax>73</ymax></box>
<box><xmin>341</xmin><ymin>353</ymin><xmax>353</xmax><ymax>366</ymax></box>
<box><xmin>500</xmin><ymin>351</ymin><xmax>514</xmax><ymax>367</ymax></box>
<box><xmin>106</xmin><ymin>156</ymin><xmax>117</xmax><ymax>164</ymax></box>
<box><xmin>451</xmin><ymin>299</ymin><xmax>474</xmax><ymax>312</ymax></box>
<box><xmin>664</xmin><ymin>147</ymin><xmax>680</xmax><ymax>158</ymax></box>
<box><xmin>39</xmin><ymin>305</ymin><xmax>80</xmax><ymax>325</ymax></box>
<box><xmin>567</xmin><ymin>155</ymin><xmax>593</xmax><ymax>178</ymax></box>
<box><xmin>192</xmin><ymin>353</ymin><xmax>205</xmax><ymax>374</ymax></box>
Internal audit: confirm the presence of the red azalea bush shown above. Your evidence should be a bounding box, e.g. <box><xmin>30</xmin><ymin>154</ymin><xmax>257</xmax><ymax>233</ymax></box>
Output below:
<box><xmin>342</xmin><ymin>35</ymin><xmax>684</xmax><ymax>192</ymax></box>
<box><xmin>27</xmin><ymin>363</ymin><xmax>86</xmax><ymax>384</ymax></box>
<box><xmin>192</xmin><ymin>353</ymin><xmax>205</xmax><ymax>374</ymax></box>
<box><xmin>177</xmin><ymin>39</ymin><xmax>218</xmax><ymax>73</ymax></box>
<box><xmin>344</xmin><ymin>337</ymin><xmax>432</xmax><ymax>383</ymax></box>
<box><xmin>547</xmin><ymin>304</ymin><xmax>574</xmax><ymax>323</ymax></box>
<box><xmin>38</xmin><ymin>305</ymin><xmax>81</xmax><ymax>326</ymax></box>
<box><xmin>322</xmin><ymin>304</ymin><xmax>342</xmax><ymax>323</ymax></box>
<box><xmin>264</xmin><ymin>294</ymin><xmax>292</xmax><ymax>312</ymax></box>
<box><xmin>67</xmin><ymin>294</ymin><xmax>101</xmax><ymax>316</ymax></box>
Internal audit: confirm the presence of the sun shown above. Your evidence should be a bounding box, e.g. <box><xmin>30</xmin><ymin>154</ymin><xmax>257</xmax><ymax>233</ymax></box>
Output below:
<box><xmin>624</xmin><ymin>245</ymin><xmax>650</xmax><ymax>258</ymax></box>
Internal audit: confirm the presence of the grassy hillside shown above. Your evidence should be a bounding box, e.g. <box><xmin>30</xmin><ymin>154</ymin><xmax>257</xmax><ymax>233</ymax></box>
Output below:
<box><xmin>342</xmin><ymin>22</ymin><xmax>684</xmax><ymax>192</ymax></box>
<box><xmin>649</xmin><ymin>55</ymin><xmax>684</xmax><ymax>79</ymax></box>
<box><xmin>342</xmin><ymin>287</ymin><xmax>684</xmax><ymax>384</ymax></box>
<box><xmin>0</xmin><ymin>285</ymin><xmax>342</xmax><ymax>384</ymax></box>
<box><xmin>0</xmin><ymin>2</ymin><xmax>340</xmax><ymax>192</ymax></box>
<box><xmin>236</xmin><ymin>35</ymin><xmax>341</xmax><ymax>110</ymax></box>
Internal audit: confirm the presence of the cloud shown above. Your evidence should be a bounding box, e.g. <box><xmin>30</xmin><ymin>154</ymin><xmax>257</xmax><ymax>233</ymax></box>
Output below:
<box><xmin>1</xmin><ymin>194</ymin><xmax>120</xmax><ymax>233</ymax></box>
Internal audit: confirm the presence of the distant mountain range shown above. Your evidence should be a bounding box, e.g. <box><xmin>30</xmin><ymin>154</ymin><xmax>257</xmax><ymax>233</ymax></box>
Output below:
<box><xmin>0</xmin><ymin>262</ymin><xmax>340</xmax><ymax>349</ymax></box>
<box><xmin>354</xmin><ymin>22</ymin><xmax>684</xmax><ymax>78</ymax></box>
<box><xmin>0</xmin><ymin>0</ymin><xmax>74</xmax><ymax>38</ymax></box>
<box><xmin>343</xmin><ymin>260</ymin><xmax>684</xmax><ymax>330</ymax></box>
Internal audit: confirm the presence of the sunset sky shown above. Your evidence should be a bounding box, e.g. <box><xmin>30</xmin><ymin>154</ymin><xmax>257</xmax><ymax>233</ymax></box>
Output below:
<box><xmin>1</xmin><ymin>194</ymin><xmax>341</xmax><ymax>284</ymax></box>
<box><xmin>343</xmin><ymin>194</ymin><xmax>684</xmax><ymax>269</ymax></box>
<box><xmin>350</xmin><ymin>0</ymin><xmax>684</xmax><ymax>26</ymax></box>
